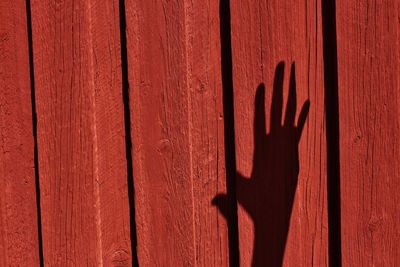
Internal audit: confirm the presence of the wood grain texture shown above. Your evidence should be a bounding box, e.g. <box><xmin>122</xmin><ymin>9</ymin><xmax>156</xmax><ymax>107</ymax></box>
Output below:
<box><xmin>0</xmin><ymin>1</ymin><xmax>40</xmax><ymax>265</ymax></box>
<box><xmin>336</xmin><ymin>1</ymin><xmax>400</xmax><ymax>266</ymax></box>
<box><xmin>30</xmin><ymin>0</ymin><xmax>132</xmax><ymax>265</ymax></box>
<box><xmin>125</xmin><ymin>0</ymin><xmax>229</xmax><ymax>265</ymax></box>
<box><xmin>230</xmin><ymin>0</ymin><xmax>328</xmax><ymax>265</ymax></box>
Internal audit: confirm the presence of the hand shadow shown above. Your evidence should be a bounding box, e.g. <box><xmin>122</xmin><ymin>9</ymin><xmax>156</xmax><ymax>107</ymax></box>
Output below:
<box><xmin>213</xmin><ymin>62</ymin><xmax>310</xmax><ymax>266</ymax></box>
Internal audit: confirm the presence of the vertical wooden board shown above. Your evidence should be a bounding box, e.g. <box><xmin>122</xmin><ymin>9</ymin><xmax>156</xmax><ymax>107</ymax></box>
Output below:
<box><xmin>336</xmin><ymin>1</ymin><xmax>400</xmax><ymax>266</ymax></box>
<box><xmin>230</xmin><ymin>0</ymin><xmax>328</xmax><ymax>266</ymax></box>
<box><xmin>189</xmin><ymin>1</ymin><xmax>230</xmax><ymax>266</ymax></box>
<box><xmin>0</xmin><ymin>1</ymin><xmax>40</xmax><ymax>265</ymax></box>
<box><xmin>125</xmin><ymin>2</ymin><xmax>194</xmax><ymax>265</ymax></box>
<box><xmin>31</xmin><ymin>0</ymin><xmax>132</xmax><ymax>265</ymax></box>
<box><xmin>125</xmin><ymin>0</ymin><xmax>229</xmax><ymax>265</ymax></box>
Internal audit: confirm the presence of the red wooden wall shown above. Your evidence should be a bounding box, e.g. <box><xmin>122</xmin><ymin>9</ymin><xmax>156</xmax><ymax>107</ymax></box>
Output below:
<box><xmin>125</xmin><ymin>0</ymin><xmax>229</xmax><ymax>265</ymax></box>
<box><xmin>336</xmin><ymin>1</ymin><xmax>400</xmax><ymax>266</ymax></box>
<box><xmin>0</xmin><ymin>1</ymin><xmax>40</xmax><ymax>265</ymax></box>
<box><xmin>30</xmin><ymin>0</ymin><xmax>133</xmax><ymax>265</ymax></box>
<box><xmin>0</xmin><ymin>0</ymin><xmax>398</xmax><ymax>266</ymax></box>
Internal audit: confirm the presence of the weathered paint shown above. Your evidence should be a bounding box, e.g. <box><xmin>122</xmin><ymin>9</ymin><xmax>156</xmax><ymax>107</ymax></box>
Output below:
<box><xmin>229</xmin><ymin>0</ymin><xmax>328</xmax><ymax>265</ymax></box>
<box><xmin>0</xmin><ymin>1</ymin><xmax>398</xmax><ymax>265</ymax></box>
<box><xmin>0</xmin><ymin>0</ymin><xmax>40</xmax><ymax>265</ymax></box>
<box><xmin>336</xmin><ymin>1</ymin><xmax>400</xmax><ymax>266</ymax></box>
<box><xmin>125</xmin><ymin>0</ymin><xmax>230</xmax><ymax>265</ymax></box>
<box><xmin>30</xmin><ymin>0</ymin><xmax>132</xmax><ymax>265</ymax></box>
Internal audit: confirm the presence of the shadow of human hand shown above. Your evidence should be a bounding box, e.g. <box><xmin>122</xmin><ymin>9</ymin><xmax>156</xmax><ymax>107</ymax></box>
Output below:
<box><xmin>213</xmin><ymin>62</ymin><xmax>310</xmax><ymax>266</ymax></box>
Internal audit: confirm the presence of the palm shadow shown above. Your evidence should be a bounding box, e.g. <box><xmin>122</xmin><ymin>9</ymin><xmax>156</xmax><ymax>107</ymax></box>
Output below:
<box><xmin>213</xmin><ymin>62</ymin><xmax>310</xmax><ymax>266</ymax></box>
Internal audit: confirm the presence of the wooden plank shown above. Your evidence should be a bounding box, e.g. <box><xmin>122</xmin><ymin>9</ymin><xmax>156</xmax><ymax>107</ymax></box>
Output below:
<box><xmin>229</xmin><ymin>0</ymin><xmax>328</xmax><ymax>265</ymax></box>
<box><xmin>336</xmin><ymin>1</ymin><xmax>400</xmax><ymax>266</ymax></box>
<box><xmin>30</xmin><ymin>0</ymin><xmax>133</xmax><ymax>265</ymax></box>
<box><xmin>125</xmin><ymin>0</ymin><xmax>229</xmax><ymax>265</ymax></box>
<box><xmin>0</xmin><ymin>1</ymin><xmax>40</xmax><ymax>265</ymax></box>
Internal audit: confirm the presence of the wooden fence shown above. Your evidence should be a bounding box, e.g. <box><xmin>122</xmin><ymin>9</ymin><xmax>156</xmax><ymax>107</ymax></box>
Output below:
<box><xmin>1</xmin><ymin>0</ymin><xmax>398</xmax><ymax>266</ymax></box>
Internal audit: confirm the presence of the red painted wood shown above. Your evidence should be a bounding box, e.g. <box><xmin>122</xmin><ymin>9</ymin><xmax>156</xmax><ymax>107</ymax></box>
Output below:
<box><xmin>30</xmin><ymin>0</ymin><xmax>132</xmax><ymax>265</ymax></box>
<box><xmin>1</xmin><ymin>1</ymin><xmax>398</xmax><ymax>265</ymax></box>
<box><xmin>336</xmin><ymin>1</ymin><xmax>400</xmax><ymax>266</ymax></box>
<box><xmin>229</xmin><ymin>0</ymin><xmax>328</xmax><ymax>265</ymax></box>
<box><xmin>0</xmin><ymin>1</ymin><xmax>40</xmax><ymax>265</ymax></box>
<box><xmin>125</xmin><ymin>0</ymin><xmax>229</xmax><ymax>265</ymax></box>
